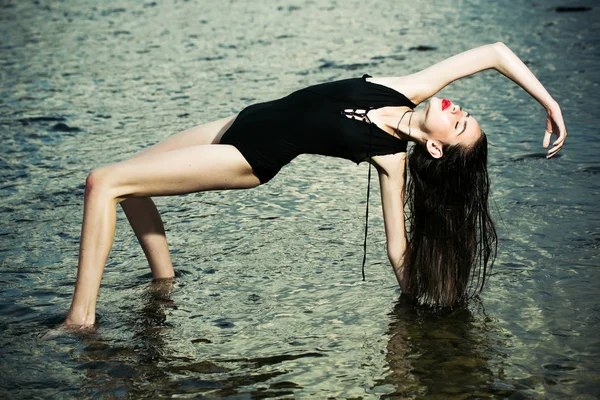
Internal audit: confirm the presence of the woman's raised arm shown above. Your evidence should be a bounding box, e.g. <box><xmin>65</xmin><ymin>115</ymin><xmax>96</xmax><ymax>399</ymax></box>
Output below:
<box><xmin>396</xmin><ymin>43</ymin><xmax>501</xmax><ymax>104</ymax></box>
<box><xmin>492</xmin><ymin>42</ymin><xmax>567</xmax><ymax>157</ymax></box>
<box><xmin>389</xmin><ymin>42</ymin><xmax>567</xmax><ymax>157</ymax></box>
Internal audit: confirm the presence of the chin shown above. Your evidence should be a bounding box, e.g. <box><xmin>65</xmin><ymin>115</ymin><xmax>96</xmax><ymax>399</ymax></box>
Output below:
<box><xmin>425</xmin><ymin>97</ymin><xmax>440</xmax><ymax>119</ymax></box>
<box><xmin>425</xmin><ymin>97</ymin><xmax>435</xmax><ymax>114</ymax></box>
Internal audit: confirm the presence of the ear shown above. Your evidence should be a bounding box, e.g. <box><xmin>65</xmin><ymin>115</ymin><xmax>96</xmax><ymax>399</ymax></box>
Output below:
<box><xmin>426</xmin><ymin>140</ymin><xmax>444</xmax><ymax>159</ymax></box>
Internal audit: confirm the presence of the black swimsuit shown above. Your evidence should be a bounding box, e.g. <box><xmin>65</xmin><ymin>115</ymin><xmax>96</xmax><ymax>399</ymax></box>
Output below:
<box><xmin>220</xmin><ymin>74</ymin><xmax>416</xmax><ymax>183</ymax></box>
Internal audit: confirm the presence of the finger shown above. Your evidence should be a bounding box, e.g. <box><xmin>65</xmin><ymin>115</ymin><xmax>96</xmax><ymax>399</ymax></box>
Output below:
<box><xmin>546</xmin><ymin>143</ymin><xmax>563</xmax><ymax>158</ymax></box>
<box><xmin>546</xmin><ymin>149</ymin><xmax>558</xmax><ymax>159</ymax></box>
<box><xmin>543</xmin><ymin>130</ymin><xmax>552</xmax><ymax>148</ymax></box>
<box><xmin>553</xmin><ymin>130</ymin><xmax>567</xmax><ymax>146</ymax></box>
<box><xmin>547</xmin><ymin>136</ymin><xmax>565</xmax><ymax>156</ymax></box>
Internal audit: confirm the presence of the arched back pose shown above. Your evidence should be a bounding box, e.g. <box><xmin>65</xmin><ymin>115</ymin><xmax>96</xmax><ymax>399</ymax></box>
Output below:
<box><xmin>65</xmin><ymin>42</ymin><xmax>567</xmax><ymax>326</ymax></box>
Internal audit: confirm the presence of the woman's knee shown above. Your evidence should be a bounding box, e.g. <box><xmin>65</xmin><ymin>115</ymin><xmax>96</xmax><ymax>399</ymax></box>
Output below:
<box><xmin>85</xmin><ymin>167</ymin><xmax>117</xmax><ymax>199</ymax></box>
<box><xmin>120</xmin><ymin>197</ymin><xmax>153</xmax><ymax>210</ymax></box>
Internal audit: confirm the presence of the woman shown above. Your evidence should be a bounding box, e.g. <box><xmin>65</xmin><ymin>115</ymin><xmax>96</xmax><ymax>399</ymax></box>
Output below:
<box><xmin>65</xmin><ymin>42</ymin><xmax>567</xmax><ymax>326</ymax></box>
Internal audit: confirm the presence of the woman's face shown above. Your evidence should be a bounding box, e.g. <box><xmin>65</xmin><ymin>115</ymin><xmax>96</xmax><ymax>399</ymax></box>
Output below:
<box><xmin>423</xmin><ymin>97</ymin><xmax>481</xmax><ymax>148</ymax></box>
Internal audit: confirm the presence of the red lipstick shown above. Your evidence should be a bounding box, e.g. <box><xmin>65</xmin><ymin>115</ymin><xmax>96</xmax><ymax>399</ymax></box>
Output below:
<box><xmin>442</xmin><ymin>99</ymin><xmax>451</xmax><ymax>111</ymax></box>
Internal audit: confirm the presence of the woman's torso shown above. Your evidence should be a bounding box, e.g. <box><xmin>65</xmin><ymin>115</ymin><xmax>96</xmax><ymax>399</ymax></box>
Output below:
<box><xmin>220</xmin><ymin>75</ymin><xmax>416</xmax><ymax>182</ymax></box>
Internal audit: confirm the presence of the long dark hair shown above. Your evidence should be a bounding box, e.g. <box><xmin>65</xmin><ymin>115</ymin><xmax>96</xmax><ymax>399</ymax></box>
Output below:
<box><xmin>404</xmin><ymin>133</ymin><xmax>497</xmax><ymax>307</ymax></box>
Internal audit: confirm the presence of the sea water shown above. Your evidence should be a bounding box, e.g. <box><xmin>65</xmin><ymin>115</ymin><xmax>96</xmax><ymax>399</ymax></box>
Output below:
<box><xmin>1</xmin><ymin>0</ymin><xmax>598</xmax><ymax>398</ymax></box>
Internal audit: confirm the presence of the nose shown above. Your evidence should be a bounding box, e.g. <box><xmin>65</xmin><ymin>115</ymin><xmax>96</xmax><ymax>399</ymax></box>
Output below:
<box><xmin>451</xmin><ymin>104</ymin><xmax>462</xmax><ymax>115</ymax></box>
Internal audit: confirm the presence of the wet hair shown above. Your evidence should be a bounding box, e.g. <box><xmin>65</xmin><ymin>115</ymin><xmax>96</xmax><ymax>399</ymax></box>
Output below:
<box><xmin>404</xmin><ymin>132</ymin><xmax>497</xmax><ymax>307</ymax></box>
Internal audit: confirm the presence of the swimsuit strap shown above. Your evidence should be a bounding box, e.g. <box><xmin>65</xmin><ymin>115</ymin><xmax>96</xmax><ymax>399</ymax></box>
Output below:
<box><xmin>361</xmin><ymin>124</ymin><xmax>373</xmax><ymax>281</ymax></box>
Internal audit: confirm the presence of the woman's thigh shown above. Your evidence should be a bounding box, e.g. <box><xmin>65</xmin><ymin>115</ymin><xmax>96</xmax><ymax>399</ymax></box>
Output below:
<box><xmin>96</xmin><ymin>144</ymin><xmax>260</xmax><ymax>200</ymax></box>
<box><xmin>132</xmin><ymin>114</ymin><xmax>237</xmax><ymax>159</ymax></box>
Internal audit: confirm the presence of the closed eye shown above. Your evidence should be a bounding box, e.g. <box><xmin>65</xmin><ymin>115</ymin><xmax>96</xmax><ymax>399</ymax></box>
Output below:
<box><xmin>458</xmin><ymin>112</ymin><xmax>470</xmax><ymax>135</ymax></box>
<box><xmin>455</xmin><ymin>107</ymin><xmax>462</xmax><ymax>130</ymax></box>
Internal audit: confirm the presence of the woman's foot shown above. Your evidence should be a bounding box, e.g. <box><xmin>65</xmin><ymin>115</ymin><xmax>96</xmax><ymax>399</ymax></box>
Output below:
<box><xmin>65</xmin><ymin>306</ymin><xmax>95</xmax><ymax>327</ymax></box>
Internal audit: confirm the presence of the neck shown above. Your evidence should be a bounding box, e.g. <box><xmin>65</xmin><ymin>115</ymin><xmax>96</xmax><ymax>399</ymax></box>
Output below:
<box><xmin>378</xmin><ymin>107</ymin><xmax>427</xmax><ymax>144</ymax></box>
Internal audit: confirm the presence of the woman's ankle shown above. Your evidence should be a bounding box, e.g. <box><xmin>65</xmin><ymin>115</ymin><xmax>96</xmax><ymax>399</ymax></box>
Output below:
<box><xmin>65</xmin><ymin>307</ymin><xmax>95</xmax><ymax>327</ymax></box>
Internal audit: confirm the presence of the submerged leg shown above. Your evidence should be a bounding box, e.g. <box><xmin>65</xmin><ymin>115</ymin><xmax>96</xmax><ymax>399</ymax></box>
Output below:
<box><xmin>66</xmin><ymin>144</ymin><xmax>259</xmax><ymax>327</ymax></box>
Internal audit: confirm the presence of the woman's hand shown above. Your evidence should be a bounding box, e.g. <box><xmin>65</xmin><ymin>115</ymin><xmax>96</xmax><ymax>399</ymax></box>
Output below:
<box><xmin>544</xmin><ymin>104</ymin><xmax>568</xmax><ymax>158</ymax></box>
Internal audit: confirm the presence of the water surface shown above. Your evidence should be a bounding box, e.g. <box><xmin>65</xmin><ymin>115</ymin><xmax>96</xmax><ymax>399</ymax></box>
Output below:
<box><xmin>1</xmin><ymin>0</ymin><xmax>599</xmax><ymax>398</ymax></box>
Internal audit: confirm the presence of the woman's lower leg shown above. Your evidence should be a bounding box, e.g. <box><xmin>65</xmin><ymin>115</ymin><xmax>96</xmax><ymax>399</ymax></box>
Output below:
<box><xmin>120</xmin><ymin>197</ymin><xmax>174</xmax><ymax>279</ymax></box>
<box><xmin>66</xmin><ymin>171</ymin><xmax>118</xmax><ymax>326</ymax></box>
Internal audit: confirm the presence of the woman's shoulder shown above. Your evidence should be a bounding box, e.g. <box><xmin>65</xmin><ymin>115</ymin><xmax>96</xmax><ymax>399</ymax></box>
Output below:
<box><xmin>365</xmin><ymin>75</ymin><xmax>423</xmax><ymax>106</ymax></box>
<box><xmin>371</xmin><ymin>152</ymin><xmax>407</xmax><ymax>177</ymax></box>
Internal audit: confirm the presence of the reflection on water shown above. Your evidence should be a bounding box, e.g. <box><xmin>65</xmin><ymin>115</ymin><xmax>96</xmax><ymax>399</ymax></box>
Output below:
<box><xmin>379</xmin><ymin>297</ymin><xmax>513</xmax><ymax>399</ymax></box>
<box><xmin>75</xmin><ymin>280</ymin><xmax>175</xmax><ymax>398</ymax></box>
<box><xmin>74</xmin><ymin>280</ymin><xmax>315</xmax><ymax>398</ymax></box>
<box><xmin>1</xmin><ymin>0</ymin><xmax>599</xmax><ymax>398</ymax></box>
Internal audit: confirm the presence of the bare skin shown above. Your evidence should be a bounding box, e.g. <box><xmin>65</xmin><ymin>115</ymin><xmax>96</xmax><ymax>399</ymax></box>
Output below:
<box><xmin>64</xmin><ymin>42</ymin><xmax>568</xmax><ymax>328</ymax></box>
<box><xmin>65</xmin><ymin>115</ymin><xmax>261</xmax><ymax>326</ymax></box>
<box><xmin>118</xmin><ymin>116</ymin><xmax>238</xmax><ymax>279</ymax></box>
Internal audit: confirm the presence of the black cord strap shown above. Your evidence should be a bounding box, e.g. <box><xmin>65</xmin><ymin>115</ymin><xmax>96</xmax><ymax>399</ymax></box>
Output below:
<box><xmin>361</xmin><ymin>153</ymin><xmax>372</xmax><ymax>281</ymax></box>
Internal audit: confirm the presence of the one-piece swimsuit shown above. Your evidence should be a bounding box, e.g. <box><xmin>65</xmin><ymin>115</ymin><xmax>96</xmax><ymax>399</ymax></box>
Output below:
<box><xmin>220</xmin><ymin>74</ymin><xmax>416</xmax><ymax>183</ymax></box>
